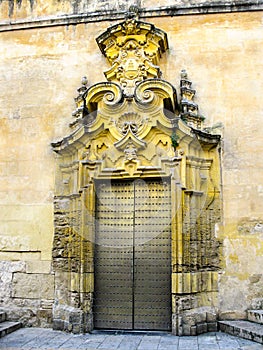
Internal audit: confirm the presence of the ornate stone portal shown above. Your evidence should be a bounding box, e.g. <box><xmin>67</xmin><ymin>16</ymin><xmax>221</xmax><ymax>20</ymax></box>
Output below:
<box><xmin>51</xmin><ymin>15</ymin><xmax>221</xmax><ymax>335</ymax></box>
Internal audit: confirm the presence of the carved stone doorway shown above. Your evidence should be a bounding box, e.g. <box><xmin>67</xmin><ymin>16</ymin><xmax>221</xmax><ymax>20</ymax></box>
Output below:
<box><xmin>93</xmin><ymin>178</ymin><xmax>172</xmax><ymax>331</ymax></box>
<box><xmin>51</xmin><ymin>16</ymin><xmax>221</xmax><ymax>335</ymax></box>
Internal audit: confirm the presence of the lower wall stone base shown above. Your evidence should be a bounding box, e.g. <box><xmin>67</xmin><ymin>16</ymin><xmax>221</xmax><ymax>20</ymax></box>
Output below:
<box><xmin>53</xmin><ymin>304</ymin><xmax>92</xmax><ymax>333</ymax></box>
<box><xmin>0</xmin><ymin>261</ymin><xmax>54</xmax><ymax>328</ymax></box>
<box><xmin>1</xmin><ymin>304</ymin><xmax>232</xmax><ymax>336</ymax></box>
<box><xmin>1</xmin><ymin>306</ymin><xmax>53</xmax><ymax>328</ymax></box>
<box><xmin>172</xmin><ymin>306</ymin><xmax>218</xmax><ymax>336</ymax></box>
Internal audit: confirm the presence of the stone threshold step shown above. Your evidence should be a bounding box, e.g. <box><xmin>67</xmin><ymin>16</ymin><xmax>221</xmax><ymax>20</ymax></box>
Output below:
<box><xmin>248</xmin><ymin>310</ymin><xmax>263</xmax><ymax>325</ymax></box>
<box><xmin>0</xmin><ymin>321</ymin><xmax>21</xmax><ymax>338</ymax></box>
<box><xmin>0</xmin><ymin>312</ymin><xmax>6</xmax><ymax>323</ymax></box>
<box><xmin>219</xmin><ymin>320</ymin><xmax>263</xmax><ymax>344</ymax></box>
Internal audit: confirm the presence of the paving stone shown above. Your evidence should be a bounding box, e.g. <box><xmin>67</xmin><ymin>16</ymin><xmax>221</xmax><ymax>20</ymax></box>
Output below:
<box><xmin>198</xmin><ymin>341</ymin><xmax>219</xmax><ymax>348</ymax></box>
<box><xmin>116</xmin><ymin>343</ymin><xmax>139</xmax><ymax>350</ymax></box>
<box><xmin>98</xmin><ymin>334</ymin><xmax>125</xmax><ymax>349</ymax></box>
<box><xmin>158</xmin><ymin>343</ymin><xmax>179</xmax><ymax>349</ymax></box>
<box><xmin>238</xmin><ymin>337</ymin><xmax>262</xmax><ymax>346</ymax></box>
<box><xmin>178</xmin><ymin>344</ymin><xmax>198</xmax><ymax>350</ymax></box>
<box><xmin>137</xmin><ymin>341</ymin><xmax>160</xmax><ymax>350</ymax></box>
<box><xmin>0</xmin><ymin>329</ymin><xmax>262</xmax><ymax>349</ymax></box>
<box><xmin>0</xmin><ymin>329</ymin><xmax>38</xmax><ymax>344</ymax></box>
<box><xmin>76</xmin><ymin>335</ymin><xmax>107</xmax><ymax>349</ymax></box>
<box><xmin>217</xmin><ymin>340</ymin><xmax>241</xmax><ymax>349</ymax></box>
<box><xmin>178</xmin><ymin>337</ymin><xmax>198</xmax><ymax>350</ymax></box>
<box><xmin>197</xmin><ymin>337</ymin><xmax>219</xmax><ymax>349</ymax></box>
<box><xmin>0</xmin><ymin>341</ymin><xmax>25</xmax><ymax>348</ymax></box>
<box><xmin>47</xmin><ymin>335</ymin><xmax>86</xmax><ymax>349</ymax></box>
<box><xmin>117</xmin><ymin>335</ymin><xmax>143</xmax><ymax>350</ymax></box>
<box><xmin>77</xmin><ymin>345</ymin><xmax>101</xmax><ymax>349</ymax></box>
<box><xmin>23</xmin><ymin>332</ymin><xmax>65</xmax><ymax>348</ymax></box>
<box><xmin>136</xmin><ymin>335</ymin><xmax>161</xmax><ymax>350</ymax></box>
<box><xmin>89</xmin><ymin>334</ymin><xmax>109</xmax><ymax>342</ymax></box>
<box><xmin>158</xmin><ymin>334</ymin><xmax>179</xmax><ymax>348</ymax></box>
<box><xmin>77</xmin><ymin>343</ymin><xmax>101</xmax><ymax>349</ymax></box>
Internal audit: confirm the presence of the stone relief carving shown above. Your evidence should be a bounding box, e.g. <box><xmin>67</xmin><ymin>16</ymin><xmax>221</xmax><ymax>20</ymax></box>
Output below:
<box><xmin>96</xmin><ymin>18</ymin><xmax>167</xmax><ymax>97</ymax></box>
<box><xmin>50</xmin><ymin>15</ymin><xmax>223</xmax><ymax>183</ymax></box>
<box><xmin>116</xmin><ymin>112</ymin><xmax>143</xmax><ymax>135</ymax></box>
<box><xmin>124</xmin><ymin>142</ymin><xmax>138</xmax><ymax>161</ymax></box>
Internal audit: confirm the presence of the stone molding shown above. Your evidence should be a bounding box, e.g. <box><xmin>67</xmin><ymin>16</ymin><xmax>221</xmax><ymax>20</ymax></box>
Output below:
<box><xmin>0</xmin><ymin>1</ymin><xmax>262</xmax><ymax>32</ymax></box>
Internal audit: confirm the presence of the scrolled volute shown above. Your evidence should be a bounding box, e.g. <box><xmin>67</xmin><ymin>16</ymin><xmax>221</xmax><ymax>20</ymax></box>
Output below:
<box><xmin>84</xmin><ymin>82</ymin><xmax>123</xmax><ymax>108</ymax></box>
<box><xmin>134</xmin><ymin>79</ymin><xmax>177</xmax><ymax>111</ymax></box>
<box><xmin>134</xmin><ymin>84</ymin><xmax>155</xmax><ymax>105</ymax></box>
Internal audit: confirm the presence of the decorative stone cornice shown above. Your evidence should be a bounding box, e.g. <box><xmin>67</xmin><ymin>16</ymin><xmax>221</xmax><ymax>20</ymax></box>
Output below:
<box><xmin>1</xmin><ymin>1</ymin><xmax>262</xmax><ymax>32</ymax></box>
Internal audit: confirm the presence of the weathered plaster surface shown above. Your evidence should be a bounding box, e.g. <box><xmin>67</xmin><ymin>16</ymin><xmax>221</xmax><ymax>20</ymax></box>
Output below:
<box><xmin>0</xmin><ymin>5</ymin><xmax>262</xmax><ymax>327</ymax></box>
<box><xmin>0</xmin><ymin>0</ymin><xmax>262</xmax><ymax>31</ymax></box>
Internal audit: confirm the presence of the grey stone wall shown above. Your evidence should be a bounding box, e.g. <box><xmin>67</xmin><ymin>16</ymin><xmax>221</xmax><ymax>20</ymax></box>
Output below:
<box><xmin>0</xmin><ymin>261</ymin><xmax>54</xmax><ymax>327</ymax></box>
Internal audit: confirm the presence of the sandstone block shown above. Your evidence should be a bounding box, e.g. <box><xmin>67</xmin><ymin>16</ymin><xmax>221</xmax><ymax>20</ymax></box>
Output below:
<box><xmin>12</xmin><ymin>273</ymin><xmax>54</xmax><ymax>299</ymax></box>
<box><xmin>26</xmin><ymin>261</ymin><xmax>51</xmax><ymax>274</ymax></box>
<box><xmin>190</xmin><ymin>325</ymin><xmax>197</xmax><ymax>335</ymax></box>
<box><xmin>206</xmin><ymin>311</ymin><xmax>217</xmax><ymax>322</ymax></box>
<box><xmin>207</xmin><ymin>322</ymin><xmax>218</xmax><ymax>332</ymax></box>
<box><xmin>196</xmin><ymin>322</ymin><xmax>208</xmax><ymax>334</ymax></box>
<box><xmin>0</xmin><ymin>261</ymin><xmax>26</xmax><ymax>273</ymax></box>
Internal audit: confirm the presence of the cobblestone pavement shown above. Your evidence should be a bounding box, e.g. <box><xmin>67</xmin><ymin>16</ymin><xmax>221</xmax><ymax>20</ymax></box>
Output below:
<box><xmin>0</xmin><ymin>328</ymin><xmax>262</xmax><ymax>350</ymax></box>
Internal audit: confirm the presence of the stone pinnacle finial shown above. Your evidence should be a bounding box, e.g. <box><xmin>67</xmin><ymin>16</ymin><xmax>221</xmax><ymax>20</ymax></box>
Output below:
<box><xmin>81</xmin><ymin>76</ymin><xmax>88</xmax><ymax>86</ymax></box>
<box><xmin>179</xmin><ymin>70</ymin><xmax>205</xmax><ymax>129</ymax></box>
<box><xmin>71</xmin><ymin>76</ymin><xmax>89</xmax><ymax>124</ymax></box>
<box><xmin>181</xmin><ymin>69</ymin><xmax>188</xmax><ymax>79</ymax></box>
<box><xmin>125</xmin><ymin>5</ymin><xmax>140</xmax><ymax>20</ymax></box>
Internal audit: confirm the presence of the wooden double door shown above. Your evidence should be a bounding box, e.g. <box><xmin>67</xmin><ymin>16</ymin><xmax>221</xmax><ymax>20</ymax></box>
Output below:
<box><xmin>94</xmin><ymin>178</ymin><xmax>172</xmax><ymax>331</ymax></box>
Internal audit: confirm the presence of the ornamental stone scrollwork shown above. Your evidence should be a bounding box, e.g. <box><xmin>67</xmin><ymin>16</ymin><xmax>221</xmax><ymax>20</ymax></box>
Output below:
<box><xmin>70</xmin><ymin>81</ymin><xmax>123</xmax><ymax>129</ymax></box>
<box><xmin>114</xmin><ymin>127</ymin><xmax>147</xmax><ymax>154</ymax></box>
<box><xmin>96</xmin><ymin>18</ymin><xmax>168</xmax><ymax>97</ymax></box>
<box><xmin>116</xmin><ymin>112</ymin><xmax>144</xmax><ymax>135</ymax></box>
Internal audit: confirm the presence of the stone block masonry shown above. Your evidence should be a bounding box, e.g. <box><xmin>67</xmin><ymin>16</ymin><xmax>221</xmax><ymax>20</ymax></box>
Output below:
<box><xmin>0</xmin><ymin>261</ymin><xmax>54</xmax><ymax>327</ymax></box>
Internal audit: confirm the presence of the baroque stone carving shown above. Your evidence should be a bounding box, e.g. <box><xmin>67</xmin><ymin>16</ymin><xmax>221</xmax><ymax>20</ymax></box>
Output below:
<box><xmin>124</xmin><ymin>142</ymin><xmax>138</xmax><ymax>161</ymax></box>
<box><xmin>96</xmin><ymin>18</ymin><xmax>168</xmax><ymax>96</ymax></box>
<box><xmin>51</xmin><ymin>16</ymin><xmax>222</xmax><ymax>336</ymax></box>
<box><xmin>180</xmin><ymin>69</ymin><xmax>205</xmax><ymax>129</ymax></box>
<box><xmin>116</xmin><ymin>112</ymin><xmax>143</xmax><ymax>135</ymax></box>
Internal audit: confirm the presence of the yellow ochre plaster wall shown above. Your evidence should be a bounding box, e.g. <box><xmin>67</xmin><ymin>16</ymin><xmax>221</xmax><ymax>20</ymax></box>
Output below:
<box><xmin>0</xmin><ymin>0</ymin><xmax>262</xmax><ymax>327</ymax></box>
